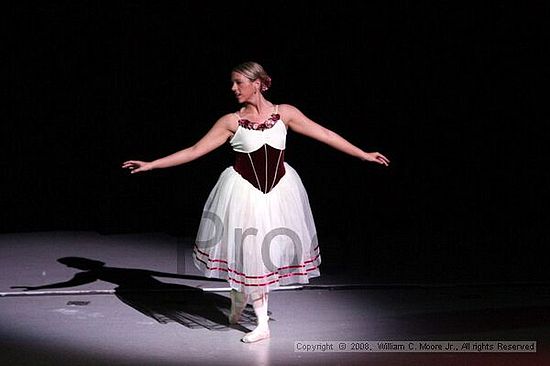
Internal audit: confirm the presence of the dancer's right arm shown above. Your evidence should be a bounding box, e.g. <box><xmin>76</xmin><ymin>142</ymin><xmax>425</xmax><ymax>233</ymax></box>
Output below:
<box><xmin>122</xmin><ymin>114</ymin><xmax>235</xmax><ymax>174</ymax></box>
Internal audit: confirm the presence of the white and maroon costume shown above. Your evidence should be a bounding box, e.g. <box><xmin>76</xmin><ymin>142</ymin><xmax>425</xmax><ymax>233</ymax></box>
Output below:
<box><xmin>193</xmin><ymin>105</ymin><xmax>321</xmax><ymax>294</ymax></box>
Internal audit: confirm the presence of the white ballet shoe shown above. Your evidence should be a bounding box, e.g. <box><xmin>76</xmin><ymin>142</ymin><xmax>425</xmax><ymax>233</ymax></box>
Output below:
<box><xmin>241</xmin><ymin>319</ymin><xmax>270</xmax><ymax>343</ymax></box>
<box><xmin>241</xmin><ymin>292</ymin><xmax>270</xmax><ymax>342</ymax></box>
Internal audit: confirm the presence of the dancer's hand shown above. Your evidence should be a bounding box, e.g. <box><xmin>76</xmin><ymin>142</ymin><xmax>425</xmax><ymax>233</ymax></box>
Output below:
<box><xmin>121</xmin><ymin>160</ymin><xmax>154</xmax><ymax>174</ymax></box>
<box><xmin>363</xmin><ymin>152</ymin><xmax>390</xmax><ymax>166</ymax></box>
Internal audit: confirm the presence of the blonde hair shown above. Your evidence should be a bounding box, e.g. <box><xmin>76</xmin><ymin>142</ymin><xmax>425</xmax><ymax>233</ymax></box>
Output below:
<box><xmin>232</xmin><ymin>61</ymin><xmax>272</xmax><ymax>92</ymax></box>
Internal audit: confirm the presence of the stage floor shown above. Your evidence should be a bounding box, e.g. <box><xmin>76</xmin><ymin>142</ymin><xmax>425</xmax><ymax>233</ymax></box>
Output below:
<box><xmin>1</xmin><ymin>231</ymin><xmax>548</xmax><ymax>365</ymax></box>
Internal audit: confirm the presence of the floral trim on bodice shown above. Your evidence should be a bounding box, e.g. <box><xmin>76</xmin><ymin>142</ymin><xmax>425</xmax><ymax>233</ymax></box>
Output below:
<box><xmin>238</xmin><ymin>114</ymin><xmax>280</xmax><ymax>131</ymax></box>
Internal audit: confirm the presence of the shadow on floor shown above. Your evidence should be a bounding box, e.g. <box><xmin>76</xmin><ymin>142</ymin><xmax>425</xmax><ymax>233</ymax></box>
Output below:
<box><xmin>10</xmin><ymin>256</ymin><xmax>261</xmax><ymax>331</ymax></box>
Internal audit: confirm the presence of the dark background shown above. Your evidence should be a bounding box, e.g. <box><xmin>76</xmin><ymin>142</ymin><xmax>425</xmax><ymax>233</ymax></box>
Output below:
<box><xmin>4</xmin><ymin>1</ymin><xmax>549</xmax><ymax>283</ymax></box>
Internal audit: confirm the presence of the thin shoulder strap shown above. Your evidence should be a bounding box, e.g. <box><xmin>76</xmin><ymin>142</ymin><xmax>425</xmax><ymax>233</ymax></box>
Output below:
<box><xmin>234</xmin><ymin>112</ymin><xmax>241</xmax><ymax>121</ymax></box>
<box><xmin>274</xmin><ymin>104</ymin><xmax>279</xmax><ymax>114</ymax></box>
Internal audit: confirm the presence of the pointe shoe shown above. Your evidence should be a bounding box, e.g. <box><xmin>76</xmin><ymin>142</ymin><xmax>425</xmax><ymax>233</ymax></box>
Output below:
<box><xmin>241</xmin><ymin>324</ymin><xmax>270</xmax><ymax>343</ymax></box>
<box><xmin>241</xmin><ymin>314</ymin><xmax>270</xmax><ymax>343</ymax></box>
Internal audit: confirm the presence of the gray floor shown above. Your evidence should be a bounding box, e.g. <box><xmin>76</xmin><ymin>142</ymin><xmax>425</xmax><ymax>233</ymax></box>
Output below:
<box><xmin>1</xmin><ymin>231</ymin><xmax>548</xmax><ymax>366</ymax></box>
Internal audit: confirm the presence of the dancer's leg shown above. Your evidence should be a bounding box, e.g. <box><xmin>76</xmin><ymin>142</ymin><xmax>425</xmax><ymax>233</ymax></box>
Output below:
<box><xmin>229</xmin><ymin>289</ymin><xmax>248</xmax><ymax>324</ymax></box>
<box><xmin>241</xmin><ymin>292</ymin><xmax>270</xmax><ymax>343</ymax></box>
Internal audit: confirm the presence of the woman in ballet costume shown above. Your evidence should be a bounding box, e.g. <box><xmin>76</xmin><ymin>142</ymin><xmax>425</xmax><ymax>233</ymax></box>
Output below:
<box><xmin>122</xmin><ymin>61</ymin><xmax>390</xmax><ymax>342</ymax></box>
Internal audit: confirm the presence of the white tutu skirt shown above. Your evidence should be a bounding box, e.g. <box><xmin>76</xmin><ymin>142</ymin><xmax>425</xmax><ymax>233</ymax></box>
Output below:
<box><xmin>193</xmin><ymin>162</ymin><xmax>321</xmax><ymax>294</ymax></box>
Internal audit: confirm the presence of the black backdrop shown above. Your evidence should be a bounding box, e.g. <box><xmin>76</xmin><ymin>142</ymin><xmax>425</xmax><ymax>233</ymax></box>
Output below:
<box><xmin>4</xmin><ymin>1</ymin><xmax>549</xmax><ymax>283</ymax></box>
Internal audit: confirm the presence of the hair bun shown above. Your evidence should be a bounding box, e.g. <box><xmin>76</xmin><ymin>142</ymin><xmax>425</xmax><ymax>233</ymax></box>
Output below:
<box><xmin>261</xmin><ymin>76</ymin><xmax>272</xmax><ymax>92</ymax></box>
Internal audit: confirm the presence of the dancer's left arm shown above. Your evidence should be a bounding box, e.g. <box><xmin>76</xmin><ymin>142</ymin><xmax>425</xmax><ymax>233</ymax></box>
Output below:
<box><xmin>282</xmin><ymin>104</ymin><xmax>390</xmax><ymax>166</ymax></box>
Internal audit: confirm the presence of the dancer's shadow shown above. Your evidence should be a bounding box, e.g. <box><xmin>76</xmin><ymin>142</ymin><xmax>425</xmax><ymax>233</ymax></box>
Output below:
<box><xmin>11</xmin><ymin>257</ymin><xmax>258</xmax><ymax>331</ymax></box>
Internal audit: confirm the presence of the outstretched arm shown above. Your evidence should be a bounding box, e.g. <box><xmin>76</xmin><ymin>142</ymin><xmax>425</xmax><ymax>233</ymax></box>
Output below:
<box><xmin>283</xmin><ymin>104</ymin><xmax>390</xmax><ymax>166</ymax></box>
<box><xmin>122</xmin><ymin>114</ymin><xmax>235</xmax><ymax>174</ymax></box>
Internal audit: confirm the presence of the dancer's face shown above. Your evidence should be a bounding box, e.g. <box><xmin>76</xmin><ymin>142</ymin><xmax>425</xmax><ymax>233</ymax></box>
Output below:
<box><xmin>231</xmin><ymin>72</ymin><xmax>258</xmax><ymax>103</ymax></box>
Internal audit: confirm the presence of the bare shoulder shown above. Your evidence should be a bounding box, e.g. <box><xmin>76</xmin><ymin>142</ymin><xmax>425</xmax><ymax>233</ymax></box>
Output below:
<box><xmin>278</xmin><ymin>103</ymin><xmax>300</xmax><ymax>115</ymax></box>
<box><xmin>215</xmin><ymin>112</ymin><xmax>240</xmax><ymax>133</ymax></box>
<box><xmin>277</xmin><ymin>104</ymin><xmax>303</xmax><ymax>126</ymax></box>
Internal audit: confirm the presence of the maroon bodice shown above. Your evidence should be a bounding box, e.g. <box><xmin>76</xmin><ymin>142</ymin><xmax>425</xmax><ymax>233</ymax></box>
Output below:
<box><xmin>234</xmin><ymin>145</ymin><xmax>286</xmax><ymax>194</ymax></box>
